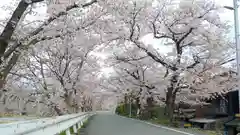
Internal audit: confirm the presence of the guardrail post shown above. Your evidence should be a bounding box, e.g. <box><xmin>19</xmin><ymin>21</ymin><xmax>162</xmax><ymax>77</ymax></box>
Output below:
<box><xmin>73</xmin><ymin>125</ymin><xmax>77</xmax><ymax>133</ymax></box>
<box><xmin>65</xmin><ymin>128</ymin><xmax>71</xmax><ymax>135</ymax></box>
<box><xmin>77</xmin><ymin>123</ymin><xmax>81</xmax><ymax>129</ymax></box>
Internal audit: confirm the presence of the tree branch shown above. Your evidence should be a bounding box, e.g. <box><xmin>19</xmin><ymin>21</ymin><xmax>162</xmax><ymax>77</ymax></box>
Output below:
<box><xmin>132</xmin><ymin>41</ymin><xmax>177</xmax><ymax>71</ymax></box>
<box><xmin>0</xmin><ymin>0</ymin><xmax>43</xmax><ymax>59</ymax></box>
<box><xmin>30</xmin><ymin>0</ymin><xmax>97</xmax><ymax>37</ymax></box>
<box><xmin>186</xmin><ymin>55</ymin><xmax>201</xmax><ymax>69</ymax></box>
<box><xmin>115</xmin><ymin>55</ymin><xmax>148</xmax><ymax>62</ymax></box>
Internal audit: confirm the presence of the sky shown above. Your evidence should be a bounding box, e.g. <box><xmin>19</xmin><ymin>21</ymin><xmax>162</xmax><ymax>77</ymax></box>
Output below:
<box><xmin>0</xmin><ymin>0</ymin><xmax>236</xmax><ymax>44</ymax></box>
<box><xmin>0</xmin><ymin>0</ymin><xmax>238</xmax><ymax>75</ymax></box>
<box><xmin>0</xmin><ymin>0</ymin><xmax>236</xmax><ymax>35</ymax></box>
<box><xmin>0</xmin><ymin>0</ymin><xmax>47</xmax><ymax>19</ymax></box>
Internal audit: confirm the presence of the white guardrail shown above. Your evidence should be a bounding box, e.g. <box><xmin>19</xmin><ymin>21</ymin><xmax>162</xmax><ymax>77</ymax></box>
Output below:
<box><xmin>0</xmin><ymin>112</ymin><xmax>95</xmax><ymax>135</ymax></box>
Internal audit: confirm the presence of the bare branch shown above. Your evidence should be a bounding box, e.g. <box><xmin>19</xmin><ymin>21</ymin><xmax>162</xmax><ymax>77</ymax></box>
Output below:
<box><xmin>186</xmin><ymin>55</ymin><xmax>201</xmax><ymax>69</ymax></box>
<box><xmin>115</xmin><ymin>55</ymin><xmax>148</xmax><ymax>62</ymax></box>
<box><xmin>132</xmin><ymin>40</ymin><xmax>177</xmax><ymax>71</ymax></box>
<box><xmin>0</xmin><ymin>0</ymin><xmax>44</xmax><ymax>58</ymax></box>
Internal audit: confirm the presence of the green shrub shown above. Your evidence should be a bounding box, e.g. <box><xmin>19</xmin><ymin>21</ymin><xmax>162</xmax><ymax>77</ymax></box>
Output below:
<box><xmin>151</xmin><ymin>106</ymin><xmax>166</xmax><ymax>119</ymax></box>
<box><xmin>116</xmin><ymin>104</ymin><xmax>182</xmax><ymax>126</ymax></box>
<box><xmin>115</xmin><ymin>103</ymin><xmax>138</xmax><ymax>117</ymax></box>
<box><xmin>116</xmin><ymin>104</ymin><xmax>167</xmax><ymax>120</ymax></box>
<box><xmin>115</xmin><ymin>104</ymin><xmax>125</xmax><ymax>115</ymax></box>
<box><xmin>82</xmin><ymin>120</ymin><xmax>89</xmax><ymax>128</ymax></box>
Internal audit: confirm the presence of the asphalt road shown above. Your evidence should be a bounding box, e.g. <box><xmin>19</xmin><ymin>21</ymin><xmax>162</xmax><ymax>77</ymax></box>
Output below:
<box><xmin>85</xmin><ymin>113</ymin><xmax>200</xmax><ymax>135</ymax></box>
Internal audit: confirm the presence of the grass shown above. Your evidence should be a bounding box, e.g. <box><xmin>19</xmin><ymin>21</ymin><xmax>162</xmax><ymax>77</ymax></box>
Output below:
<box><xmin>182</xmin><ymin>127</ymin><xmax>222</xmax><ymax>135</ymax></box>
<box><xmin>0</xmin><ymin>114</ymin><xmax>41</xmax><ymax>124</ymax></box>
<box><xmin>0</xmin><ymin>114</ymin><xmax>21</xmax><ymax>117</ymax></box>
<box><xmin>59</xmin><ymin>127</ymin><xmax>74</xmax><ymax>135</ymax></box>
<box><xmin>0</xmin><ymin>121</ymin><xmax>12</xmax><ymax>124</ymax></box>
<box><xmin>0</xmin><ymin>113</ymin><xmax>41</xmax><ymax>119</ymax></box>
<box><xmin>59</xmin><ymin>119</ymin><xmax>90</xmax><ymax>135</ymax></box>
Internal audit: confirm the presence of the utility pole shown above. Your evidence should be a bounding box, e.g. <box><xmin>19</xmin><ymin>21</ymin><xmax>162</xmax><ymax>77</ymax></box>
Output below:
<box><xmin>233</xmin><ymin>0</ymin><xmax>240</xmax><ymax>113</ymax></box>
<box><xmin>225</xmin><ymin>0</ymin><xmax>240</xmax><ymax>113</ymax></box>
<box><xmin>129</xmin><ymin>94</ymin><xmax>132</xmax><ymax>118</ymax></box>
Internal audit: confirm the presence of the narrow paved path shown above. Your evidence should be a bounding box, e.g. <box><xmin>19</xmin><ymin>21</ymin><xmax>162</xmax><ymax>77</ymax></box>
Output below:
<box><xmin>85</xmin><ymin>113</ymin><xmax>199</xmax><ymax>135</ymax></box>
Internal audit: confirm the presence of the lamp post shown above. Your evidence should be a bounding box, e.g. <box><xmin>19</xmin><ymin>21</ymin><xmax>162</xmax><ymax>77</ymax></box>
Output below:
<box><xmin>224</xmin><ymin>0</ymin><xmax>240</xmax><ymax>112</ymax></box>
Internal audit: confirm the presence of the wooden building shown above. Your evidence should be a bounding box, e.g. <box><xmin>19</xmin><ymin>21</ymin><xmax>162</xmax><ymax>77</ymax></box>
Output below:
<box><xmin>188</xmin><ymin>90</ymin><xmax>239</xmax><ymax>132</ymax></box>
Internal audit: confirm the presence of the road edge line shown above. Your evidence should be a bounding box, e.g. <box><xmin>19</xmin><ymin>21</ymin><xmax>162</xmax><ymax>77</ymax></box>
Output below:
<box><xmin>116</xmin><ymin>115</ymin><xmax>195</xmax><ymax>135</ymax></box>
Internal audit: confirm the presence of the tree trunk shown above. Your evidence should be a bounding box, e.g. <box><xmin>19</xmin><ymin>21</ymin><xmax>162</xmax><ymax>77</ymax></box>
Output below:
<box><xmin>0</xmin><ymin>79</ymin><xmax>6</xmax><ymax>92</ymax></box>
<box><xmin>165</xmin><ymin>87</ymin><xmax>176</xmax><ymax>122</ymax></box>
<box><xmin>0</xmin><ymin>0</ymin><xmax>29</xmax><ymax>57</ymax></box>
<box><xmin>0</xmin><ymin>0</ymin><xmax>40</xmax><ymax>91</ymax></box>
<box><xmin>136</xmin><ymin>97</ymin><xmax>141</xmax><ymax>117</ymax></box>
<box><xmin>0</xmin><ymin>0</ymin><xmax>43</xmax><ymax>63</ymax></box>
<box><xmin>164</xmin><ymin>72</ymin><xmax>179</xmax><ymax>122</ymax></box>
<box><xmin>53</xmin><ymin>105</ymin><xmax>64</xmax><ymax>116</ymax></box>
<box><xmin>145</xmin><ymin>96</ymin><xmax>154</xmax><ymax>119</ymax></box>
<box><xmin>0</xmin><ymin>52</ymin><xmax>20</xmax><ymax>90</ymax></box>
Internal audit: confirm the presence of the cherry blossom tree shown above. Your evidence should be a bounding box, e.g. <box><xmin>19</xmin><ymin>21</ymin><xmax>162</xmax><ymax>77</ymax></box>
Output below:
<box><xmin>96</xmin><ymin>0</ymin><xmax>235</xmax><ymax>120</ymax></box>
<box><xmin>0</xmin><ymin>0</ymin><xmax>98</xmax><ymax>90</ymax></box>
<box><xmin>109</xmin><ymin>47</ymin><xmax>166</xmax><ymax>117</ymax></box>
<box><xmin>0</xmin><ymin>0</ymin><xmax>236</xmax><ymax>118</ymax></box>
<box><xmin>8</xmin><ymin>27</ymin><xmax>101</xmax><ymax>115</ymax></box>
<box><xmin>0</xmin><ymin>0</ymin><xmax>102</xmax><ymax>115</ymax></box>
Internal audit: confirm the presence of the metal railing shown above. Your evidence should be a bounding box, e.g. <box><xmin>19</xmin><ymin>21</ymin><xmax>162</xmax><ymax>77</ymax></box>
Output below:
<box><xmin>0</xmin><ymin>112</ymin><xmax>95</xmax><ymax>135</ymax></box>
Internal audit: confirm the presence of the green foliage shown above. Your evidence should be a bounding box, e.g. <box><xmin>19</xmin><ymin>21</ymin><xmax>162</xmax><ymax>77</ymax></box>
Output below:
<box><xmin>59</xmin><ymin>127</ymin><xmax>74</xmax><ymax>135</ymax></box>
<box><xmin>116</xmin><ymin>104</ymin><xmax>182</xmax><ymax>127</ymax></box>
<box><xmin>150</xmin><ymin>118</ymin><xmax>170</xmax><ymax>125</ymax></box>
<box><xmin>151</xmin><ymin>106</ymin><xmax>166</xmax><ymax>119</ymax></box>
<box><xmin>186</xmin><ymin>128</ymin><xmax>222</xmax><ymax>135</ymax></box>
<box><xmin>148</xmin><ymin>106</ymin><xmax>173</xmax><ymax>126</ymax></box>
<box><xmin>115</xmin><ymin>104</ymin><xmax>126</xmax><ymax>115</ymax></box>
<box><xmin>116</xmin><ymin>103</ymin><xmax>168</xmax><ymax>120</ymax></box>
<box><xmin>70</xmin><ymin>127</ymin><xmax>74</xmax><ymax>134</ymax></box>
<box><xmin>0</xmin><ymin>121</ymin><xmax>11</xmax><ymax>124</ymax></box>
<box><xmin>59</xmin><ymin>119</ymin><xmax>90</xmax><ymax>135</ymax></box>
<box><xmin>116</xmin><ymin>103</ymin><xmax>223</xmax><ymax>134</ymax></box>
<box><xmin>59</xmin><ymin>130</ymin><xmax>66</xmax><ymax>135</ymax></box>
<box><xmin>81</xmin><ymin>120</ymin><xmax>88</xmax><ymax>128</ymax></box>
<box><xmin>115</xmin><ymin>103</ymin><xmax>138</xmax><ymax>117</ymax></box>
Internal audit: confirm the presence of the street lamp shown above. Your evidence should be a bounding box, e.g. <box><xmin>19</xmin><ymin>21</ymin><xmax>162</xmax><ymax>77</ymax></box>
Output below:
<box><xmin>224</xmin><ymin>0</ymin><xmax>240</xmax><ymax>112</ymax></box>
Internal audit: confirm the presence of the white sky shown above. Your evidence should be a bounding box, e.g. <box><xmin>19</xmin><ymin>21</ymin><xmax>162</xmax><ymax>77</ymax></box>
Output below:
<box><xmin>0</xmin><ymin>0</ymin><xmax>47</xmax><ymax>26</ymax></box>
<box><xmin>0</xmin><ymin>0</ymin><xmax>236</xmax><ymax>32</ymax></box>
<box><xmin>0</xmin><ymin>0</ymin><xmax>236</xmax><ymax>48</ymax></box>
<box><xmin>0</xmin><ymin>0</ymin><xmax>238</xmax><ymax>75</ymax></box>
